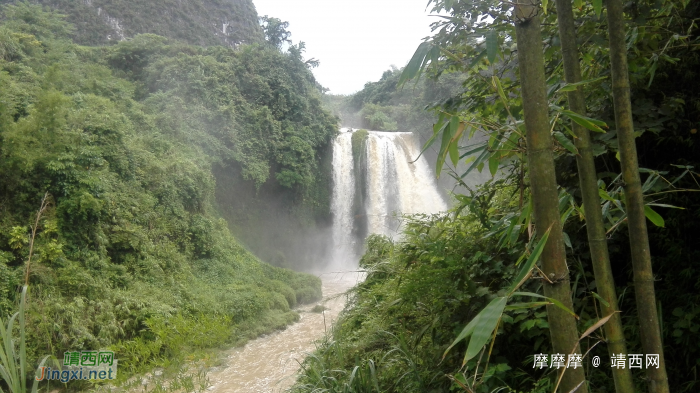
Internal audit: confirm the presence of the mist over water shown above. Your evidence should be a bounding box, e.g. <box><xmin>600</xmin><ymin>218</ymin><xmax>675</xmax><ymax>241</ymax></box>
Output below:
<box><xmin>327</xmin><ymin>128</ymin><xmax>448</xmax><ymax>272</ymax></box>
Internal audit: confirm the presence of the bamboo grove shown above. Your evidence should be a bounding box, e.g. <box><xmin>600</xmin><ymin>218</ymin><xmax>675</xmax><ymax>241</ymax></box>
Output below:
<box><xmin>398</xmin><ymin>0</ymin><xmax>697</xmax><ymax>391</ymax></box>
<box><xmin>292</xmin><ymin>0</ymin><xmax>699</xmax><ymax>392</ymax></box>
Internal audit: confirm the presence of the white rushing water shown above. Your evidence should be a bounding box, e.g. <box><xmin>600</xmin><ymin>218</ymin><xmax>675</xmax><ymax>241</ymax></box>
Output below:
<box><xmin>328</xmin><ymin>131</ymin><xmax>357</xmax><ymax>272</ymax></box>
<box><xmin>328</xmin><ymin>128</ymin><xmax>448</xmax><ymax>271</ymax></box>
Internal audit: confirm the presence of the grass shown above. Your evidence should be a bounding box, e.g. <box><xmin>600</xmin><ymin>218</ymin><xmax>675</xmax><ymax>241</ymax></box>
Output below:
<box><xmin>0</xmin><ymin>286</ymin><xmax>54</xmax><ymax>393</ymax></box>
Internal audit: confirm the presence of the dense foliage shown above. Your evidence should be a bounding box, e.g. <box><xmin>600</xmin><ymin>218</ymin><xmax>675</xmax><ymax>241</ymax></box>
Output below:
<box><xmin>292</xmin><ymin>184</ymin><xmax>568</xmax><ymax>392</ymax></box>
<box><xmin>326</xmin><ymin>68</ymin><xmax>464</xmax><ymax>136</ymax></box>
<box><xmin>0</xmin><ymin>2</ymin><xmax>336</xmax><ymax>382</ymax></box>
<box><xmin>0</xmin><ymin>0</ymin><xmax>264</xmax><ymax>47</ymax></box>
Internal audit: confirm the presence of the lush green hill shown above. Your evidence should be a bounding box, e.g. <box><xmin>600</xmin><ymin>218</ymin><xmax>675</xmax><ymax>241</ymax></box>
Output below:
<box><xmin>0</xmin><ymin>0</ymin><xmax>264</xmax><ymax>47</ymax></box>
<box><xmin>0</xmin><ymin>2</ymin><xmax>335</xmax><ymax>381</ymax></box>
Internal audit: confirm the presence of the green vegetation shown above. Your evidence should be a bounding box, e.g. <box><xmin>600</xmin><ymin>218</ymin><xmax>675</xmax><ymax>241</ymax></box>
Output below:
<box><xmin>0</xmin><ymin>0</ymin><xmax>264</xmax><ymax>47</ymax></box>
<box><xmin>326</xmin><ymin>67</ymin><xmax>464</xmax><ymax>137</ymax></box>
<box><xmin>295</xmin><ymin>0</ymin><xmax>700</xmax><ymax>391</ymax></box>
<box><xmin>292</xmin><ymin>194</ymin><xmax>528</xmax><ymax>392</ymax></box>
<box><xmin>0</xmin><ymin>2</ymin><xmax>334</xmax><ymax>386</ymax></box>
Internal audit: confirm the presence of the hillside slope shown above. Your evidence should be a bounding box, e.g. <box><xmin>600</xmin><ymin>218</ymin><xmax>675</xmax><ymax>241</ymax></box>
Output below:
<box><xmin>0</xmin><ymin>0</ymin><xmax>264</xmax><ymax>46</ymax></box>
<box><xmin>0</xmin><ymin>2</ymin><xmax>334</xmax><ymax>380</ymax></box>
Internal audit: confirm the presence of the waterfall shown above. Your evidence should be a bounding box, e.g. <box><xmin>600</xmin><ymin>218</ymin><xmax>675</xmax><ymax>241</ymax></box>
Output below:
<box><xmin>329</xmin><ymin>131</ymin><xmax>357</xmax><ymax>272</ymax></box>
<box><xmin>328</xmin><ymin>128</ymin><xmax>448</xmax><ymax>271</ymax></box>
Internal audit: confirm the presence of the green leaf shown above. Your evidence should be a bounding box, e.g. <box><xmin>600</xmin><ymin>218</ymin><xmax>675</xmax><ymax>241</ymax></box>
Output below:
<box><xmin>448</xmin><ymin>116</ymin><xmax>463</xmax><ymax>167</ymax></box>
<box><xmin>414</xmin><ymin>118</ymin><xmax>448</xmax><ymax>164</ymax></box>
<box><xmin>459</xmin><ymin>144</ymin><xmax>487</xmax><ymax>159</ymax></box>
<box><xmin>460</xmin><ymin>146</ymin><xmax>490</xmax><ymax>178</ymax></box>
<box><xmin>492</xmin><ymin>76</ymin><xmax>508</xmax><ymax>106</ymax></box>
<box><xmin>542</xmin><ymin>0</ymin><xmax>549</xmax><ymax>14</ymax></box>
<box><xmin>512</xmin><ymin>292</ymin><xmax>578</xmax><ymax>319</ymax></box>
<box><xmin>553</xmin><ymin>131</ymin><xmax>578</xmax><ymax>155</ymax></box>
<box><xmin>561</xmin><ymin>109</ymin><xmax>607</xmax><ymax>132</ymax></box>
<box><xmin>599</xmin><ymin>188</ymin><xmax>616</xmax><ymax>202</ymax></box>
<box><xmin>647</xmin><ymin>60</ymin><xmax>658</xmax><ymax>88</ymax></box>
<box><xmin>485</xmin><ymin>29</ymin><xmax>498</xmax><ymax>64</ymax></box>
<box><xmin>398</xmin><ymin>41</ymin><xmax>432</xmax><ymax>87</ymax></box>
<box><xmin>508</xmin><ymin>227</ymin><xmax>552</xmax><ymax>293</ymax></box>
<box><xmin>436</xmin><ymin>116</ymin><xmax>460</xmax><ymax>177</ymax></box>
<box><xmin>592</xmin><ymin>0</ymin><xmax>603</xmax><ymax>17</ymax></box>
<box><xmin>590</xmin><ymin>291</ymin><xmax>611</xmax><ymax>308</ymax></box>
<box><xmin>505</xmin><ymin>301</ymin><xmax>551</xmax><ymax>311</ymax></box>
<box><xmin>436</xmin><ymin>125</ymin><xmax>452</xmax><ymax>177</ymax></box>
<box><xmin>489</xmin><ymin>156</ymin><xmax>499</xmax><ymax>177</ymax></box>
<box><xmin>464</xmin><ymin>296</ymin><xmax>507</xmax><ymax>365</ymax></box>
<box><xmin>574</xmin><ymin>0</ymin><xmax>582</xmax><ymax>9</ymax></box>
<box><xmin>562</xmin><ymin>231</ymin><xmax>573</xmax><ymax>249</ymax></box>
<box><xmin>444</xmin><ymin>314</ymin><xmax>480</xmax><ymax>359</ymax></box>
<box><xmin>644</xmin><ymin>205</ymin><xmax>665</xmax><ymax>227</ymax></box>
<box><xmin>646</xmin><ymin>203</ymin><xmax>684</xmax><ymax>209</ymax></box>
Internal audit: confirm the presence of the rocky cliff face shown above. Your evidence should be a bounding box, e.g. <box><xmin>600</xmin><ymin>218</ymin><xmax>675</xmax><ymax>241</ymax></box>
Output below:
<box><xmin>1</xmin><ymin>0</ymin><xmax>264</xmax><ymax>46</ymax></box>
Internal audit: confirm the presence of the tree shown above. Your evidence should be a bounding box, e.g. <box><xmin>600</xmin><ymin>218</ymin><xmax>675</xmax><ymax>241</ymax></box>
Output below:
<box><xmin>259</xmin><ymin>15</ymin><xmax>291</xmax><ymax>48</ymax></box>
<box><xmin>553</xmin><ymin>0</ymin><xmax>635</xmax><ymax>390</ymax></box>
<box><xmin>605</xmin><ymin>0</ymin><xmax>670</xmax><ymax>391</ymax></box>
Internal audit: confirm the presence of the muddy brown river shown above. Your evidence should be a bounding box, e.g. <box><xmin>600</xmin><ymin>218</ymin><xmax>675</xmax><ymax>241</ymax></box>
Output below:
<box><xmin>205</xmin><ymin>274</ymin><xmax>359</xmax><ymax>393</ymax></box>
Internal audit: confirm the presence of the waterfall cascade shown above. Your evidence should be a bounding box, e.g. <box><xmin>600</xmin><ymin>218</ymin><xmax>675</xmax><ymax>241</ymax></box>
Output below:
<box><xmin>329</xmin><ymin>128</ymin><xmax>448</xmax><ymax>271</ymax></box>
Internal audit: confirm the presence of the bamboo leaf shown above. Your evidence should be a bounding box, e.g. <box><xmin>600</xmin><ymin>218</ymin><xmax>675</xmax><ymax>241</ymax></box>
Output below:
<box><xmin>443</xmin><ymin>314</ymin><xmax>480</xmax><ymax>358</ymax></box>
<box><xmin>460</xmin><ymin>147</ymin><xmax>490</xmax><ymax>178</ymax></box>
<box><xmin>512</xmin><ymin>292</ymin><xmax>578</xmax><ymax>319</ymax></box>
<box><xmin>505</xmin><ymin>301</ymin><xmax>551</xmax><ymax>311</ymax></box>
<box><xmin>599</xmin><ymin>189</ymin><xmax>616</xmax><ymax>202</ymax></box>
<box><xmin>562</xmin><ymin>231</ymin><xmax>573</xmax><ymax>249</ymax></box>
<box><xmin>449</xmin><ymin>119</ymin><xmax>465</xmax><ymax>167</ymax></box>
<box><xmin>449</xmin><ymin>138</ymin><xmax>460</xmax><ymax>167</ymax></box>
<box><xmin>459</xmin><ymin>144</ymin><xmax>486</xmax><ymax>159</ymax></box>
<box><xmin>644</xmin><ymin>205</ymin><xmax>665</xmax><ymax>227</ymax></box>
<box><xmin>561</xmin><ymin>109</ymin><xmax>607</xmax><ymax>132</ymax></box>
<box><xmin>489</xmin><ymin>156</ymin><xmax>499</xmax><ymax>177</ymax></box>
<box><xmin>553</xmin><ymin>131</ymin><xmax>578</xmax><ymax>155</ymax></box>
<box><xmin>592</xmin><ymin>0</ymin><xmax>603</xmax><ymax>17</ymax></box>
<box><xmin>646</xmin><ymin>203</ymin><xmax>684</xmax><ymax>209</ymax></box>
<box><xmin>398</xmin><ymin>41</ymin><xmax>432</xmax><ymax>87</ymax></box>
<box><xmin>492</xmin><ymin>76</ymin><xmax>508</xmax><ymax>106</ymax></box>
<box><xmin>579</xmin><ymin>313</ymin><xmax>615</xmax><ymax>340</ymax></box>
<box><xmin>507</xmin><ymin>227</ymin><xmax>552</xmax><ymax>294</ymax></box>
<box><xmin>463</xmin><ymin>296</ymin><xmax>507</xmax><ymax>364</ymax></box>
<box><xmin>590</xmin><ymin>291</ymin><xmax>611</xmax><ymax>308</ymax></box>
<box><xmin>436</xmin><ymin>116</ymin><xmax>457</xmax><ymax>177</ymax></box>
<box><xmin>413</xmin><ymin>118</ymin><xmax>448</xmax><ymax>164</ymax></box>
<box><xmin>486</xmin><ymin>29</ymin><xmax>498</xmax><ymax>64</ymax></box>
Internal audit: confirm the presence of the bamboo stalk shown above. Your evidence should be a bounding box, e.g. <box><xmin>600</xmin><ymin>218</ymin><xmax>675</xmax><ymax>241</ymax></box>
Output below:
<box><xmin>553</xmin><ymin>0</ymin><xmax>635</xmax><ymax>391</ymax></box>
<box><xmin>513</xmin><ymin>1</ymin><xmax>586</xmax><ymax>391</ymax></box>
<box><xmin>605</xmin><ymin>0</ymin><xmax>670</xmax><ymax>391</ymax></box>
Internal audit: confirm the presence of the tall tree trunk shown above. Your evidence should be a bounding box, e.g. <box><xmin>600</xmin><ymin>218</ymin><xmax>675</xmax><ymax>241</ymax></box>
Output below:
<box><xmin>605</xmin><ymin>0</ymin><xmax>670</xmax><ymax>392</ymax></box>
<box><xmin>554</xmin><ymin>0</ymin><xmax>635</xmax><ymax>391</ymax></box>
<box><xmin>514</xmin><ymin>1</ymin><xmax>586</xmax><ymax>391</ymax></box>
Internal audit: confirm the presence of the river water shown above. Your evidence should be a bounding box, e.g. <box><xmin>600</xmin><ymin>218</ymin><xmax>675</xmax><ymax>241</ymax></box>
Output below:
<box><xmin>205</xmin><ymin>275</ymin><xmax>359</xmax><ymax>393</ymax></box>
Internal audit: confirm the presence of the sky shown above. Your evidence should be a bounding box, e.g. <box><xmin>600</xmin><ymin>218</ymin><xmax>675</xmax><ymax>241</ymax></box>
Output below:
<box><xmin>252</xmin><ymin>0</ymin><xmax>436</xmax><ymax>95</ymax></box>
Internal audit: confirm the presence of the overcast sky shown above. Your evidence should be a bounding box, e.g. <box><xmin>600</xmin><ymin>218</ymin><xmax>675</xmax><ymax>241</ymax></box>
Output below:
<box><xmin>252</xmin><ymin>0</ymin><xmax>436</xmax><ymax>95</ymax></box>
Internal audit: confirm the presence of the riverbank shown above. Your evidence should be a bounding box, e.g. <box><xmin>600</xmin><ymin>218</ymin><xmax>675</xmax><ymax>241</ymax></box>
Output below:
<box><xmin>205</xmin><ymin>274</ymin><xmax>359</xmax><ymax>392</ymax></box>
